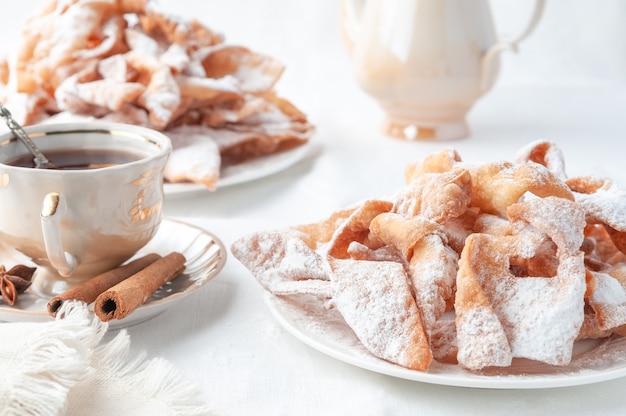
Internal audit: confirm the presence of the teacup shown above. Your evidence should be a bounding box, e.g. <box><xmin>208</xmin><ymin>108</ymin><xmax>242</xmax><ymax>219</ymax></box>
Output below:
<box><xmin>0</xmin><ymin>121</ymin><xmax>172</xmax><ymax>295</ymax></box>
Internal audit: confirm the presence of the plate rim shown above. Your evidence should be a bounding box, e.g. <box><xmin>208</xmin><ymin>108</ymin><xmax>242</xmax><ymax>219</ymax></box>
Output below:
<box><xmin>264</xmin><ymin>293</ymin><xmax>626</xmax><ymax>389</ymax></box>
<box><xmin>164</xmin><ymin>141</ymin><xmax>315</xmax><ymax>196</ymax></box>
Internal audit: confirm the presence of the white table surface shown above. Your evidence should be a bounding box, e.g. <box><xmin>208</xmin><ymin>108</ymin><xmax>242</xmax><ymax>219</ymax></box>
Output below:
<box><xmin>3</xmin><ymin>1</ymin><xmax>626</xmax><ymax>415</ymax></box>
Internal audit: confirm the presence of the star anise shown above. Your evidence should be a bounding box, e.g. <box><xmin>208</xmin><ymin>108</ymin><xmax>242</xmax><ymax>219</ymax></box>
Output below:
<box><xmin>0</xmin><ymin>264</ymin><xmax>36</xmax><ymax>306</ymax></box>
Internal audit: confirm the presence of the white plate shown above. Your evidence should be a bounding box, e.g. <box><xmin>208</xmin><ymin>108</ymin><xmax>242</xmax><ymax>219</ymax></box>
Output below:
<box><xmin>265</xmin><ymin>293</ymin><xmax>626</xmax><ymax>389</ymax></box>
<box><xmin>164</xmin><ymin>141</ymin><xmax>314</xmax><ymax>197</ymax></box>
<box><xmin>0</xmin><ymin>218</ymin><xmax>227</xmax><ymax>330</ymax></box>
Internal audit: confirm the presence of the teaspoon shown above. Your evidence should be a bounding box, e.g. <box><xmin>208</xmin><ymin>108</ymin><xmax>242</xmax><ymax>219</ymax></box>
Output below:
<box><xmin>0</xmin><ymin>102</ymin><xmax>55</xmax><ymax>169</ymax></box>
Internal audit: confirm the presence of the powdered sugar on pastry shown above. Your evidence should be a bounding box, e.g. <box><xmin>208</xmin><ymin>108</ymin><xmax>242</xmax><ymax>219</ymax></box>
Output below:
<box><xmin>429</xmin><ymin>318</ymin><xmax>457</xmax><ymax>364</ymax></box>
<box><xmin>404</xmin><ymin>148</ymin><xmax>462</xmax><ymax>183</ymax></box>
<box><xmin>0</xmin><ymin>0</ymin><xmax>313</xmax><ymax>190</ymax></box>
<box><xmin>230</xmin><ymin>229</ymin><xmax>331</xmax><ymax>298</ymax></box>
<box><xmin>507</xmin><ymin>196</ymin><xmax>585</xmax><ymax>256</ymax></box>
<box><xmin>327</xmin><ymin>199</ymin><xmax>393</xmax><ymax>259</ymax></box>
<box><xmin>456</xmin><ymin>197</ymin><xmax>587</xmax><ymax>369</ymax></box>
<box><xmin>406</xmin><ymin>234</ymin><xmax>458</xmax><ymax>333</ymax></box>
<box><xmin>587</xmin><ymin>270</ymin><xmax>626</xmax><ymax>330</ymax></box>
<box><xmin>163</xmin><ymin>125</ymin><xmax>221</xmax><ymax>190</ymax></box>
<box><xmin>346</xmin><ymin>241</ymin><xmax>404</xmax><ymax>263</ymax></box>
<box><xmin>515</xmin><ymin>140</ymin><xmax>568</xmax><ymax>181</ymax></box>
<box><xmin>230</xmin><ymin>142</ymin><xmax>626</xmax><ymax>374</ymax></box>
<box><xmin>394</xmin><ymin>168</ymin><xmax>472</xmax><ymax>222</ymax></box>
<box><xmin>456</xmin><ymin>306</ymin><xmax>512</xmax><ymax>370</ymax></box>
<box><xmin>369</xmin><ymin>212</ymin><xmax>457</xmax><ymax>333</ymax></box>
<box><xmin>498</xmin><ymin>254</ymin><xmax>586</xmax><ymax>365</ymax></box>
<box><xmin>567</xmin><ymin>176</ymin><xmax>626</xmax><ymax>232</ymax></box>
<box><xmin>329</xmin><ymin>258</ymin><xmax>432</xmax><ymax>371</ymax></box>
<box><xmin>467</xmin><ymin>161</ymin><xmax>574</xmax><ymax>216</ymax></box>
<box><xmin>193</xmin><ymin>44</ymin><xmax>285</xmax><ymax>93</ymax></box>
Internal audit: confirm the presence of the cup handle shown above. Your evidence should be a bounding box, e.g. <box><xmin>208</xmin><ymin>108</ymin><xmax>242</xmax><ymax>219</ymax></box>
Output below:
<box><xmin>41</xmin><ymin>192</ymin><xmax>78</xmax><ymax>277</ymax></box>
<box><xmin>480</xmin><ymin>0</ymin><xmax>546</xmax><ymax>92</ymax></box>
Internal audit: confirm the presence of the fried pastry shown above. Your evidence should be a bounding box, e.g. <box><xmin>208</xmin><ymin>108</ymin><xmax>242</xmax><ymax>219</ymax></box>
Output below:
<box><xmin>455</xmin><ymin>236</ymin><xmax>513</xmax><ymax>370</ymax></box>
<box><xmin>394</xmin><ymin>168</ymin><xmax>472</xmax><ymax>221</ymax></box>
<box><xmin>0</xmin><ymin>0</ymin><xmax>314</xmax><ymax>190</ymax></box>
<box><xmin>369</xmin><ymin>213</ymin><xmax>442</xmax><ymax>260</ymax></box>
<box><xmin>429</xmin><ymin>318</ymin><xmax>458</xmax><ymax>364</ymax></box>
<box><xmin>582</xmin><ymin>224</ymin><xmax>626</xmax><ymax>269</ymax></box>
<box><xmin>326</xmin><ymin>199</ymin><xmax>393</xmax><ymax>259</ymax></box>
<box><xmin>370</xmin><ymin>213</ymin><xmax>457</xmax><ymax>333</ymax></box>
<box><xmin>404</xmin><ymin>148</ymin><xmax>462</xmax><ymax>183</ymax></box>
<box><xmin>231</xmin><ymin>229</ymin><xmax>434</xmax><ymax>371</ymax></box>
<box><xmin>345</xmin><ymin>241</ymin><xmax>404</xmax><ymax>263</ymax></box>
<box><xmin>230</xmin><ymin>229</ymin><xmax>331</xmax><ymax>298</ymax></box>
<box><xmin>406</xmin><ymin>234</ymin><xmax>458</xmax><ymax>331</ymax></box>
<box><xmin>294</xmin><ymin>206</ymin><xmax>359</xmax><ymax>250</ymax></box>
<box><xmin>231</xmin><ymin>142</ymin><xmax>626</xmax><ymax>374</ymax></box>
<box><xmin>577</xmin><ymin>312</ymin><xmax>626</xmax><ymax>340</ymax></box>
<box><xmin>328</xmin><ymin>258</ymin><xmax>433</xmax><ymax>371</ymax></box>
<box><xmin>567</xmin><ymin>176</ymin><xmax>626</xmax><ymax>254</ymax></box>
<box><xmin>515</xmin><ymin>140</ymin><xmax>568</xmax><ymax>181</ymax></box>
<box><xmin>586</xmin><ymin>268</ymin><xmax>626</xmax><ymax>331</ymax></box>
<box><xmin>163</xmin><ymin>125</ymin><xmax>221</xmax><ymax>190</ymax></box>
<box><xmin>468</xmin><ymin>161</ymin><xmax>573</xmax><ymax>216</ymax></box>
<box><xmin>196</xmin><ymin>44</ymin><xmax>285</xmax><ymax>93</ymax></box>
<box><xmin>456</xmin><ymin>197</ymin><xmax>587</xmax><ymax>370</ymax></box>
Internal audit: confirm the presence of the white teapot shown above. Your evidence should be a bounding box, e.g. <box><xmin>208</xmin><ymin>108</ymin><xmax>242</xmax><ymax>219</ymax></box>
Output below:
<box><xmin>340</xmin><ymin>0</ymin><xmax>545</xmax><ymax>140</ymax></box>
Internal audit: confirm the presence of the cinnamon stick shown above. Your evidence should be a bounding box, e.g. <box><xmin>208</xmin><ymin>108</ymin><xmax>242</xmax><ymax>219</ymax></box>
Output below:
<box><xmin>94</xmin><ymin>252</ymin><xmax>186</xmax><ymax>322</ymax></box>
<box><xmin>47</xmin><ymin>253</ymin><xmax>162</xmax><ymax>317</ymax></box>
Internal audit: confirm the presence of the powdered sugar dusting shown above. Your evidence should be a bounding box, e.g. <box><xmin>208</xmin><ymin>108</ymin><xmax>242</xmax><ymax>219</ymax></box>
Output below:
<box><xmin>508</xmin><ymin>196</ymin><xmax>586</xmax><ymax>256</ymax></box>
<box><xmin>456</xmin><ymin>306</ymin><xmax>512</xmax><ymax>370</ymax></box>
<box><xmin>591</xmin><ymin>272</ymin><xmax>626</xmax><ymax>305</ymax></box>
<box><xmin>588</xmin><ymin>271</ymin><xmax>626</xmax><ymax>330</ymax></box>
<box><xmin>496</xmin><ymin>255</ymin><xmax>586</xmax><ymax>365</ymax></box>
<box><xmin>329</xmin><ymin>259</ymin><xmax>431</xmax><ymax>370</ymax></box>
<box><xmin>572</xmin><ymin>178</ymin><xmax>626</xmax><ymax>231</ymax></box>
<box><xmin>266</xmin><ymin>292</ymin><xmax>626</xmax><ymax>386</ymax></box>
<box><xmin>408</xmin><ymin>234</ymin><xmax>458</xmax><ymax>332</ymax></box>
<box><xmin>231</xmin><ymin>141</ymin><xmax>626</xmax><ymax>379</ymax></box>
<box><xmin>0</xmin><ymin>0</ymin><xmax>313</xmax><ymax>190</ymax></box>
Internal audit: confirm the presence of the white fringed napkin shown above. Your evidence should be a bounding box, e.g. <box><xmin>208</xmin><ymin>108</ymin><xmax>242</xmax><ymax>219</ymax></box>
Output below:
<box><xmin>0</xmin><ymin>301</ymin><xmax>214</xmax><ymax>416</ymax></box>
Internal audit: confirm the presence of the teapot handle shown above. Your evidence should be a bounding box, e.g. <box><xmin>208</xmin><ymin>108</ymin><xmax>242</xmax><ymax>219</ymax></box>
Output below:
<box><xmin>480</xmin><ymin>0</ymin><xmax>546</xmax><ymax>92</ymax></box>
<box><xmin>339</xmin><ymin>0</ymin><xmax>365</xmax><ymax>54</ymax></box>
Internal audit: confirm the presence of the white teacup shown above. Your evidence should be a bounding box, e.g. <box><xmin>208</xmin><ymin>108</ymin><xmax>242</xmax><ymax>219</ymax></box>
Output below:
<box><xmin>0</xmin><ymin>122</ymin><xmax>172</xmax><ymax>295</ymax></box>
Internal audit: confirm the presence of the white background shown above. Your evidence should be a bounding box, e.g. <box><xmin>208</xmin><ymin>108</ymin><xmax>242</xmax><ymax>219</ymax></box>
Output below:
<box><xmin>2</xmin><ymin>1</ymin><xmax>626</xmax><ymax>415</ymax></box>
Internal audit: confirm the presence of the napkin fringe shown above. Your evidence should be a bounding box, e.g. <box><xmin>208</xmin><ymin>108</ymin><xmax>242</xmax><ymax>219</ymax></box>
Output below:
<box><xmin>3</xmin><ymin>301</ymin><xmax>213</xmax><ymax>416</ymax></box>
<box><xmin>93</xmin><ymin>330</ymin><xmax>215</xmax><ymax>416</ymax></box>
<box><xmin>4</xmin><ymin>301</ymin><xmax>105</xmax><ymax>416</ymax></box>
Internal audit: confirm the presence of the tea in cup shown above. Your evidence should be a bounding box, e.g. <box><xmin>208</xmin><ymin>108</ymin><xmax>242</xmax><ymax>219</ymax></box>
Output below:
<box><xmin>0</xmin><ymin>122</ymin><xmax>172</xmax><ymax>295</ymax></box>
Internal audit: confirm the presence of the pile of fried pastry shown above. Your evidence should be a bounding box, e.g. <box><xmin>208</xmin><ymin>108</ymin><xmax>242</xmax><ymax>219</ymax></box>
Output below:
<box><xmin>0</xmin><ymin>0</ymin><xmax>313</xmax><ymax>189</ymax></box>
<box><xmin>232</xmin><ymin>141</ymin><xmax>626</xmax><ymax>372</ymax></box>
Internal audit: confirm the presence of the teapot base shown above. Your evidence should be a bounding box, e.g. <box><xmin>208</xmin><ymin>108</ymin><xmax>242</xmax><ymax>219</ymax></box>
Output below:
<box><xmin>382</xmin><ymin>117</ymin><xmax>469</xmax><ymax>141</ymax></box>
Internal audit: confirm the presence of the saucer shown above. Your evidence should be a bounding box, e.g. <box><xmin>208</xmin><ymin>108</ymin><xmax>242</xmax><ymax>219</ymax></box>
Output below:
<box><xmin>0</xmin><ymin>218</ymin><xmax>227</xmax><ymax>329</ymax></box>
